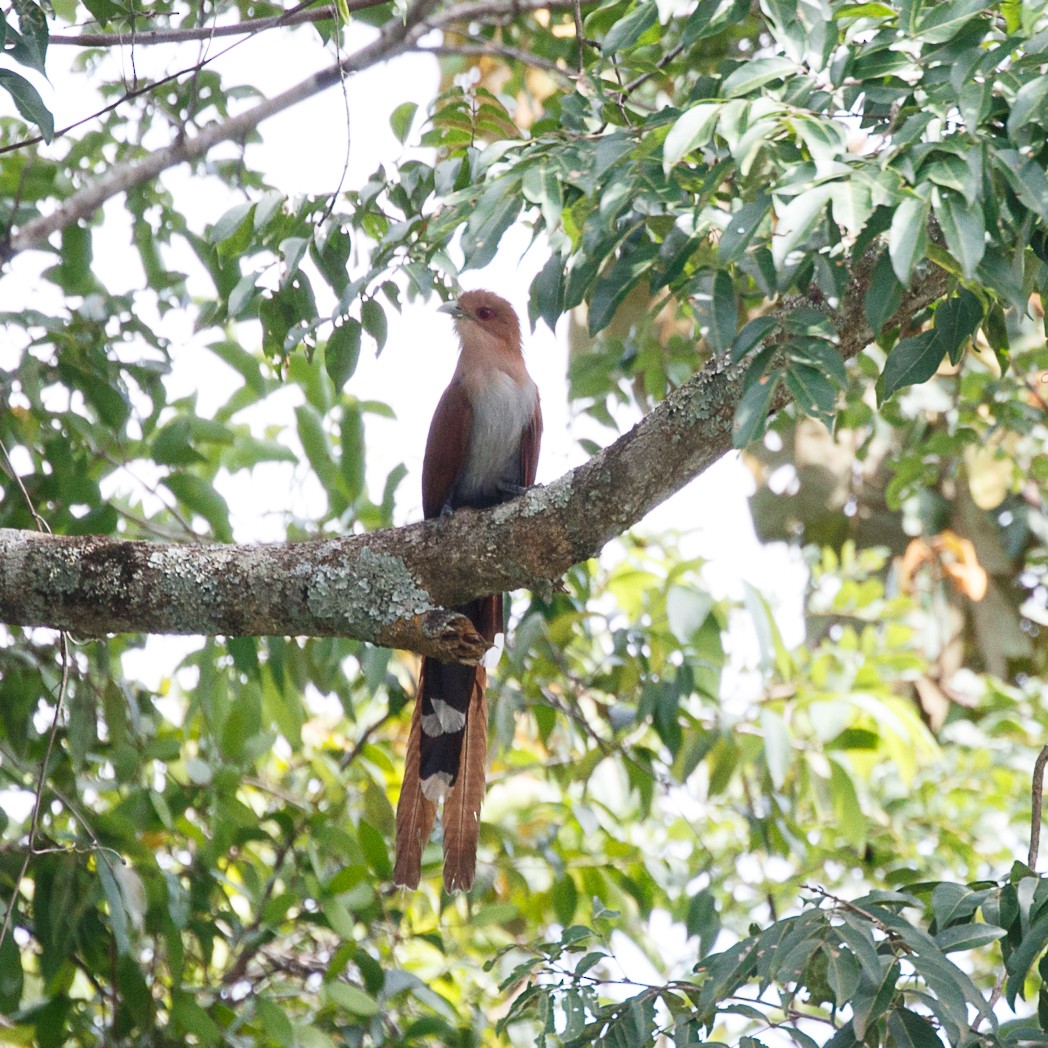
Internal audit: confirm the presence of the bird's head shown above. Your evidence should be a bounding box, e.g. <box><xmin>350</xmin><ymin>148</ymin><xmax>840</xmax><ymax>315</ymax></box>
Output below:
<box><xmin>440</xmin><ymin>290</ymin><xmax>521</xmax><ymax>352</ymax></box>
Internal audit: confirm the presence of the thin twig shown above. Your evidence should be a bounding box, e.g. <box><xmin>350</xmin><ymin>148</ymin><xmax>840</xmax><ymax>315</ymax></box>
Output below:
<box><xmin>421</xmin><ymin>42</ymin><xmax>574</xmax><ymax>82</ymax></box>
<box><xmin>572</xmin><ymin>0</ymin><xmax>586</xmax><ymax>73</ymax></box>
<box><xmin>49</xmin><ymin>3</ymin><xmax>344</xmax><ymax>46</ymax></box>
<box><xmin>317</xmin><ymin>0</ymin><xmax>354</xmax><ymax>227</ymax></box>
<box><xmin>0</xmin><ymin>738</ymin><xmax>119</xmax><ymax>862</ymax></box>
<box><xmin>0</xmin><ymin>23</ymin><xmax>263</xmax><ymax>157</ymax></box>
<box><xmin>0</xmin><ymin>438</ymin><xmax>66</xmax><ymax>950</ymax></box>
<box><xmin>802</xmin><ymin>884</ymin><xmax>901</xmax><ymax>939</ymax></box>
<box><xmin>1024</xmin><ymin>374</ymin><xmax>1048</xmax><ymax>417</ymax></box>
<box><xmin>1029</xmin><ymin>744</ymin><xmax>1048</xmax><ymax>869</ymax></box>
<box><xmin>340</xmin><ymin>709</ymin><xmax>396</xmax><ymax>771</ymax></box>
<box><xmin>619</xmin><ymin>41</ymin><xmax>684</xmax><ymax>96</ymax></box>
<box><xmin>0</xmin><ymin>437</ymin><xmax>52</xmax><ymax>534</ymax></box>
<box><xmin>427</xmin><ymin>0</ymin><xmax>587</xmax><ymax>28</ymax></box>
<box><xmin>0</xmin><ymin>440</ymin><xmax>124</xmax><ymax>950</ymax></box>
<box><xmin>99</xmin><ymin>451</ymin><xmax>200</xmax><ymax>539</ymax></box>
<box><xmin>983</xmin><ymin>969</ymin><xmax>1008</xmax><ymax>1024</ymax></box>
<box><xmin>222</xmin><ymin>710</ymin><xmax>393</xmax><ymax>985</ymax></box>
<box><xmin>0</xmin><ymin>635</ymin><xmax>71</xmax><ymax>951</ymax></box>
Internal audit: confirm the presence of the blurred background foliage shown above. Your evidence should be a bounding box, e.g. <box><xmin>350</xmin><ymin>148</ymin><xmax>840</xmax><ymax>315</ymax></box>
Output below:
<box><xmin>1</xmin><ymin>0</ymin><xmax>1048</xmax><ymax>1044</ymax></box>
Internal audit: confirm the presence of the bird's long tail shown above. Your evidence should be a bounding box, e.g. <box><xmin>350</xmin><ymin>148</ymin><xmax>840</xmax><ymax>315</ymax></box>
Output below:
<box><xmin>393</xmin><ymin>595</ymin><xmax>500</xmax><ymax>891</ymax></box>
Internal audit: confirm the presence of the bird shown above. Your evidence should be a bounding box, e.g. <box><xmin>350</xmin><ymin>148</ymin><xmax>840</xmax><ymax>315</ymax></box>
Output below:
<box><xmin>393</xmin><ymin>290</ymin><xmax>542</xmax><ymax>892</ymax></box>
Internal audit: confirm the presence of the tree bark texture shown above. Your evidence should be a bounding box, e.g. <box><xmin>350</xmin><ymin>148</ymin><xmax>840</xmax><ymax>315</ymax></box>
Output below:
<box><xmin>0</xmin><ymin>261</ymin><xmax>949</xmax><ymax>658</ymax></box>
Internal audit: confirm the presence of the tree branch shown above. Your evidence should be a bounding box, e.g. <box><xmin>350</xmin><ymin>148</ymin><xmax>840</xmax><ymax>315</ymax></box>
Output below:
<box><xmin>49</xmin><ymin>3</ymin><xmax>347</xmax><ymax>46</ymax></box>
<box><xmin>421</xmin><ymin>42</ymin><xmax>574</xmax><ymax>82</ymax></box>
<box><xmin>0</xmin><ymin>260</ymin><xmax>949</xmax><ymax>659</ymax></box>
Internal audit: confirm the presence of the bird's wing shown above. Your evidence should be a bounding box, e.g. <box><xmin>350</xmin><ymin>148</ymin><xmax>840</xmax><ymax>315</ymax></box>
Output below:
<box><xmin>422</xmin><ymin>380</ymin><xmax>472</xmax><ymax>519</ymax></box>
<box><xmin>518</xmin><ymin>395</ymin><xmax>543</xmax><ymax>487</ymax></box>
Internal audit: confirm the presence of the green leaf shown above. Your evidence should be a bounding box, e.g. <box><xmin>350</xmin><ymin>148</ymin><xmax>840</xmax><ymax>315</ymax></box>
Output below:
<box><xmin>0</xmin><ymin>69</ymin><xmax>53</xmax><ymax>141</ymax></box>
<box><xmin>340</xmin><ymin>402</ymin><xmax>365</xmax><ymax>502</ymax></box>
<box><xmin>587</xmin><ymin>244</ymin><xmax>656</xmax><ymax>335</ymax></box>
<box><xmin>683</xmin><ymin>0</ymin><xmax>748</xmax><ymax>41</ymax></box>
<box><xmin>695</xmin><ymin>937</ymin><xmax>759</xmax><ymax>1018</ymax></box>
<box><xmin>161</xmin><ymin>472</ymin><xmax>232</xmax><ymax>541</ymax></box>
<box><xmin>0</xmin><ymin>925</ymin><xmax>23</xmax><ymax>1013</ymax></box>
<box><xmin>887</xmin><ymin>1008</ymin><xmax>943</xmax><ymax>1048</ymax></box>
<box><xmin>719</xmin><ymin>197</ymin><xmax>770</xmax><ymax>263</ymax></box>
<box><xmin>933</xmin><ymin>289</ymin><xmax>981</xmax><ymax>365</ymax></box>
<box><xmin>663</xmin><ymin>103</ymin><xmax>721</xmax><ymax>171</ymax></box>
<box><xmin>834</xmin><ymin>2</ymin><xmax>895</xmax><ymax>17</ymax></box>
<box><xmin>54</xmin><ymin>222</ymin><xmax>95</xmax><ymax>295</ymax></box>
<box><xmin>98</xmin><ymin>861</ymin><xmax>131</xmax><ymax>956</ymax></box>
<box><xmin>994</xmin><ymin>149</ymin><xmax>1048</xmax><ymax>221</ymax></box>
<box><xmin>826</xmin><ymin>765</ymin><xmax>866</xmax><ymax>851</ymax></box>
<box><xmin>312</xmin><ymin>225</ymin><xmax>352</xmax><ymax>294</ymax></box>
<box><xmin>865</xmin><ymin>251</ymin><xmax>905</xmax><ymax>335</ymax></box>
<box><xmin>983</xmin><ymin>301</ymin><xmax>1009</xmax><ymax>365</ymax></box>
<box><xmin>521</xmin><ymin>161</ymin><xmax>564</xmax><ymax>230</ymax></box>
<box><xmin>830</xmin><ymin>177</ymin><xmax>873</xmax><ymax>238</ymax></box>
<box><xmin>733</xmin><ymin>370</ymin><xmax>780</xmax><ymax>448</ymax></box>
<box><xmin>361</xmin><ymin>299</ymin><xmax>387</xmax><ymax>353</ymax></box>
<box><xmin>296</xmin><ymin>404</ymin><xmax>340</xmax><ymax>502</ymax></box>
<box><xmin>357</xmin><ymin>820</ymin><xmax>391</xmax><ymax>879</ymax></box>
<box><xmin>9</xmin><ymin>1</ymin><xmax>48</xmax><ymax>74</ymax></box>
<box><xmin>787</xmin><ymin>338</ymin><xmax>847</xmax><ymax>388</ymax></box>
<box><xmin>530</xmin><ymin>252</ymin><xmax>565</xmax><ymax>332</ymax></box>
<box><xmin>693</xmin><ymin>269</ymin><xmax>737</xmax><ymax>353</ymax></box>
<box><xmin>731</xmin><ymin>315</ymin><xmax>778</xmax><ymax>362</ymax></box>
<box><xmin>1007</xmin><ymin>74</ymin><xmax>1048</xmax><ymax>137</ymax></box>
<box><xmin>461</xmin><ymin>188</ymin><xmax>521</xmax><ymax>270</ymax></box>
<box><xmin>552</xmin><ymin>874</ymin><xmax>579</xmax><ymax>926</ymax></box>
<box><xmin>279</xmin><ymin>236</ymin><xmax>310</xmax><ymax>287</ymax></box>
<box><xmin>390</xmin><ymin>101</ymin><xmax>418</xmax><ymax>143</ymax></box>
<box><xmin>934</xmin><ymin>923</ymin><xmax>1006</xmax><ymax>953</ymax></box>
<box><xmin>914</xmin><ymin>0</ymin><xmax>985</xmax><ymax>42</ymax></box>
<box><xmin>761</xmin><ymin>708</ymin><xmax>791</xmax><ymax>789</ymax></box>
<box><xmin>602</xmin><ymin>0</ymin><xmax>659</xmax><ymax>52</ymax></box>
<box><xmin>851</xmin><ymin>961</ymin><xmax>900</xmax><ymax>1039</ymax></box>
<box><xmin>325</xmin><ymin>982</ymin><xmax>380</xmax><ymax>1018</ymax></box>
<box><xmin>722</xmin><ymin>56</ymin><xmax>796</xmax><ymax>98</ymax></box>
<box><xmin>171</xmin><ymin>993</ymin><xmax>221</xmax><ymax>1046</ymax></box>
<box><xmin>889</xmin><ymin>194</ymin><xmax>929</xmax><ymax>284</ymax></box>
<box><xmin>823</xmin><ymin>944</ymin><xmax>861</xmax><ymax>1004</ymax></box>
<box><xmin>209</xmin><ymin>200</ymin><xmax>255</xmax><ymax>245</ymax></box>
<box><xmin>575</xmin><ymin>950</ymin><xmax>606</xmax><ymax>976</ymax></box>
<box><xmin>772</xmin><ymin>184</ymin><xmax>833</xmax><ymax>268</ymax></box>
<box><xmin>325</xmin><ymin>320</ymin><xmax>362</xmax><ymax>389</ymax></box>
<box><xmin>930</xmin><ymin>882</ymin><xmax>980</xmax><ymax>929</ymax></box>
<box><xmin>1006</xmin><ymin>908</ymin><xmax>1048</xmax><ymax>1006</ymax></box>
<box><xmin>784</xmin><ymin>363</ymin><xmax>837</xmax><ymax>423</ymax></box>
<box><xmin>879</xmin><ymin>331</ymin><xmax>945</xmax><ymax>402</ymax></box>
<box><xmin>666</xmin><ymin>586</ymin><xmax>714</xmax><ymax>643</ymax></box>
<box><xmin>934</xmin><ymin>191</ymin><xmax>985</xmax><ymax>280</ymax></box>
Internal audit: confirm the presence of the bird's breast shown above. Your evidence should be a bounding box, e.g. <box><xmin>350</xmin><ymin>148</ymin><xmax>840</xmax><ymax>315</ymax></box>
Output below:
<box><xmin>456</xmin><ymin>369</ymin><xmax>537</xmax><ymax>506</ymax></box>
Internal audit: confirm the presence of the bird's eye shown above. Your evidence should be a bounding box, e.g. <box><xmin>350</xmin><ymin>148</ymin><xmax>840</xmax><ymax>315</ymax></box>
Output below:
<box><xmin>476</xmin><ymin>307</ymin><xmax>494</xmax><ymax>320</ymax></box>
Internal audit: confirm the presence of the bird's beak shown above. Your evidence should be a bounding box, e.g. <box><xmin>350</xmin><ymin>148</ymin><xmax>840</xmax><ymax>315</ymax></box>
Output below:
<box><xmin>439</xmin><ymin>299</ymin><xmax>467</xmax><ymax>319</ymax></box>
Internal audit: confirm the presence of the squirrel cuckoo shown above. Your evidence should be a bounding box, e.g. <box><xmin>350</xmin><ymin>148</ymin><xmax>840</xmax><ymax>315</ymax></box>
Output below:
<box><xmin>393</xmin><ymin>290</ymin><xmax>542</xmax><ymax>892</ymax></box>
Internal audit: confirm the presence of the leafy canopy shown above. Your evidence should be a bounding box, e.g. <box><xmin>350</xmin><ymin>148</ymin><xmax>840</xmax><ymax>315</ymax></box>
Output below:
<box><xmin>1</xmin><ymin>0</ymin><xmax>1048</xmax><ymax>1044</ymax></box>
